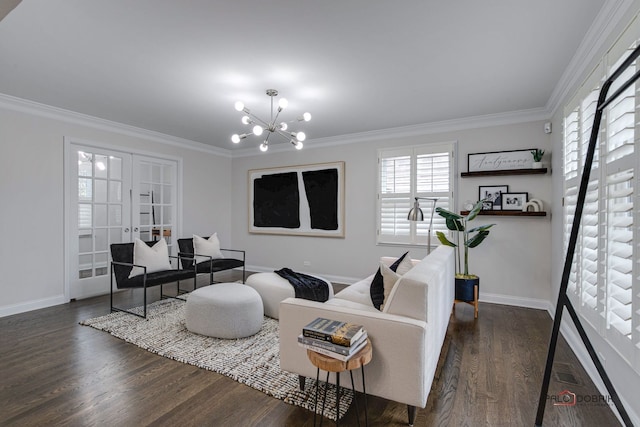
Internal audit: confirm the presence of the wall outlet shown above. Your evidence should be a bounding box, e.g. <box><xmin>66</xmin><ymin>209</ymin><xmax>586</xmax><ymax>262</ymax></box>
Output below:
<box><xmin>303</xmin><ymin>261</ymin><xmax>311</xmax><ymax>266</ymax></box>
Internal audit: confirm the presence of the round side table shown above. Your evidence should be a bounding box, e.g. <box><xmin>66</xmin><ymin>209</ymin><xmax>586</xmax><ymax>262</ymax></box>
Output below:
<box><xmin>306</xmin><ymin>339</ymin><xmax>372</xmax><ymax>426</ymax></box>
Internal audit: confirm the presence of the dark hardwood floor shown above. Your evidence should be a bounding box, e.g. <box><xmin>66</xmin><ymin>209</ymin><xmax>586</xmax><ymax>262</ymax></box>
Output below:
<box><xmin>0</xmin><ymin>271</ymin><xmax>621</xmax><ymax>426</ymax></box>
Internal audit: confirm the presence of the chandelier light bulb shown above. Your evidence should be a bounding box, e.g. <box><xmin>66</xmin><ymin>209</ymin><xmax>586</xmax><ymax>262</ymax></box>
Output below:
<box><xmin>231</xmin><ymin>89</ymin><xmax>309</xmax><ymax>152</ymax></box>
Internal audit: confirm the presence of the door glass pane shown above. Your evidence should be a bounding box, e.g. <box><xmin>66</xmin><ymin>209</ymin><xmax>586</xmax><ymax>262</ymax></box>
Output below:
<box><xmin>78</xmin><ymin>179</ymin><xmax>92</xmax><ymax>201</ymax></box>
<box><xmin>109</xmin><ymin>205</ymin><xmax>122</xmax><ymax>226</ymax></box>
<box><xmin>79</xmin><ymin>254</ymin><xmax>92</xmax><ymax>278</ymax></box>
<box><xmin>152</xmin><ymin>164</ymin><xmax>162</xmax><ymax>182</ymax></box>
<box><xmin>78</xmin><ymin>204</ymin><xmax>92</xmax><ymax>228</ymax></box>
<box><xmin>109</xmin><ymin>181</ymin><xmax>122</xmax><ymax>202</ymax></box>
<box><xmin>162</xmin><ymin>164</ymin><xmax>173</xmax><ymax>183</ymax></box>
<box><xmin>95</xmin><ymin>204</ymin><xmax>107</xmax><ymax>227</ymax></box>
<box><xmin>163</xmin><ymin>206</ymin><xmax>172</xmax><ymax>224</ymax></box>
<box><xmin>163</xmin><ymin>185</ymin><xmax>172</xmax><ymax>204</ymax></box>
<box><xmin>110</xmin><ymin>156</ymin><xmax>122</xmax><ymax>180</ymax></box>
<box><xmin>140</xmin><ymin>162</ymin><xmax>151</xmax><ymax>181</ymax></box>
<box><xmin>79</xmin><ymin>235</ymin><xmax>92</xmax><ymax>253</ymax></box>
<box><xmin>78</xmin><ymin>152</ymin><xmax>92</xmax><ymax>176</ymax></box>
<box><xmin>95</xmin><ymin>253</ymin><xmax>108</xmax><ymax>277</ymax></box>
<box><xmin>94</xmin><ymin>228</ymin><xmax>108</xmax><ymax>251</ymax></box>
<box><xmin>95</xmin><ymin>180</ymin><xmax>107</xmax><ymax>203</ymax></box>
<box><xmin>94</xmin><ymin>155</ymin><xmax>108</xmax><ymax>178</ymax></box>
<box><xmin>110</xmin><ymin>228</ymin><xmax>123</xmax><ymax>245</ymax></box>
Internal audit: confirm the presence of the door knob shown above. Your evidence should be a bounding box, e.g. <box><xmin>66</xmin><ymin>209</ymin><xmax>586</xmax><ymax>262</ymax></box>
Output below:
<box><xmin>134</xmin><ymin>227</ymin><xmax>139</xmax><ymax>232</ymax></box>
<box><xmin>124</xmin><ymin>227</ymin><xmax>130</xmax><ymax>232</ymax></box>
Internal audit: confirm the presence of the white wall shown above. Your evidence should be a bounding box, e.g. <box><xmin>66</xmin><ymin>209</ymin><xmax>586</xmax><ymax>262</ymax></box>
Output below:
<box><xmin>231</xmin><ymin>120</ymin><xmax>552</xmax><ymax>307</ymax></box>
<box><xmin>0</xmin><ymin>102</ymin><xmax>232</xmax><ymax>316</ymax></box>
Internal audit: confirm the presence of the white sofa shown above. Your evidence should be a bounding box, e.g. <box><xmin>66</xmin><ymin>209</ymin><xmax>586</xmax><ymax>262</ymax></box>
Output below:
<box><xmin>279</xmin><ymin>245</ymin><xmax>455</xmax><ymax>426</ymax></box>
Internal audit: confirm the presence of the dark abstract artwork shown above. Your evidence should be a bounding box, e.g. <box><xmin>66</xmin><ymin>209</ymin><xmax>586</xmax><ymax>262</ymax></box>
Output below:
<box><xmin>249</xmin><ymin>162</ymin><xmax>344</xmax><ymax>237</ymax></box>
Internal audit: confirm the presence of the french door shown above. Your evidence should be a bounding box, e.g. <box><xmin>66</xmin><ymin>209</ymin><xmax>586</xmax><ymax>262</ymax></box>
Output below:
<box><xmin>66</xmin><ymin>142</ymin><xmax>178</xmax><ymax>300</ymax></box>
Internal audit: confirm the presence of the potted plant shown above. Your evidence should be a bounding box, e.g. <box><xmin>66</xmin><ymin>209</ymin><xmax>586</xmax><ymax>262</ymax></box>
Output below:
<box><xmin>435</xmin><ymin>200</ymin><xmax>495</xmax><ymax>302</ymax></box>
<box><xmin>531</xmin><ymin>149</ymin><xmax>544</xmax><ymax>169</ymax></box>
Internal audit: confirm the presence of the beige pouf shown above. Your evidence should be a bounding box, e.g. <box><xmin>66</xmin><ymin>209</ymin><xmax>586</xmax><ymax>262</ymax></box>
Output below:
<box><xmin>185</xmin><ymin>283</ymin><xmax>264</xmax><ymax>339</ymax></box>
<box><xmin>245</xmin><ymin>272</ymin><xmax>334</xmax><ymax>319</ymax></box>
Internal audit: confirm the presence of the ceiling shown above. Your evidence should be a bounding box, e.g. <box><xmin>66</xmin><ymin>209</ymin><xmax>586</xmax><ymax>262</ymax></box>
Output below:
<box><xmin>0</xmin><ymin>1</ymin><xmax>607</xmax><ymax>151</ymax></box>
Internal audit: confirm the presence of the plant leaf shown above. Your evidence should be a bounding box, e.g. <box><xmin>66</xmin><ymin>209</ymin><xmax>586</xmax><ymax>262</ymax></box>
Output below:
<box><xmin>445</xmin><ymin>217</ymin><xmax>464</xmax><ymax>232</ymax></box>
<box><xmin>466</xmin><ymin>230</ymin><xmax>490</xmax><ymax>248</ymax></box>
<box><xmin>436</xmin><ymin>207</ymin><xmax>463</xmax><ymax>220</ymax></box>
<box><xmin>466</xmin><ymin>200</ymin><xmax>484</xmax><ymax>221</ymax></box>
<box><xmin>436</xmin><ymin>231</ymin><xmax>457</xmax><ymax>247</ymax></box>
<box><xmin>467</xmin><ymin>224</ymin><xmax>495</xmax><ymax>234</ymax></box>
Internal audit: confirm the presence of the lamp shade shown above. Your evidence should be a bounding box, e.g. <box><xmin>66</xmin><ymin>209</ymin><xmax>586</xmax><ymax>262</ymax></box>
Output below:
<box><xmin>407</xmin><ymin>200</ymin><xmax>424</xmax><ymax>221</ymax></box>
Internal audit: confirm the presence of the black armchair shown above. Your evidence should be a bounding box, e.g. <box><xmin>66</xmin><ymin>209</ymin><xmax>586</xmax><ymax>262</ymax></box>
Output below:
<box><xmin>110</xmin><ymin>241</ymin><xmax>196</xmax><ymax>318</ymax></box>
<box><xmin>177</xmin><ymin>238</ymin><xmax>246</xmax><ymax>284</ymax></box>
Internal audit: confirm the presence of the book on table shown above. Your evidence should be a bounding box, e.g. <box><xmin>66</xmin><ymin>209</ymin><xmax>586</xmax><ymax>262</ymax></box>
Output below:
<box><xmin>302</xmin><ymin>317</ymin><xmax>365</xmax><ymax>347</ymax></box>
<box><xmin>298</xmin><ymin>333</ymin><xmax>368</xmax><ymax>361</ymax></box>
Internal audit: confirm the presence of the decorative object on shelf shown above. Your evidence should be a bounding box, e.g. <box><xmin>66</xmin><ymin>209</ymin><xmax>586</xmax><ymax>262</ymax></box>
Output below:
<box><xmin>481</xmin><ymin>200</ymin><xmax>493</xmax><ymax>210</ymax></box>
<box><xmin>479</xmin><ymin>185</ymin><xmax>508</xmax><ymax>210</ymax></box>
<box><xmin>502</xmin><ymin>192</ymin><xmax>528</xmax><ymax>211</ymax></box>
<box><xmin>530</xmin><ymin>149</ymin><xmax>545</xmax><ymax>169</ymax></box>
<box><xmin>467</xmin><ymin>149</ymin><xmax>535</xmax><ymax>172</ymax></box>
<box><xmin>248</xmin><ymin>162</ymin><xmax>345</xmax><ymax>237</ymax></box>
<box><xmin>529</xmin><ymin>198</ymin><xmax>543</xmax><ymax>211</ymax></box>
<box><xmin>407</xmin><ymin>197</ymin><xmax>440</xmax><ymax>254</ymax></box>
<box><xmin>232</xmin><ymin>89</ymin><xmax>311</xmax><ymax>152</ymax></box>
<box><xmin>521</xmin><ymin>201</ymin><xmax>540</xmax><ymax>212</ymax></box>
<box><xmin>436</xmin><ymin>200</ymin><xmax>495</xmax><ymax>318</ymax></box>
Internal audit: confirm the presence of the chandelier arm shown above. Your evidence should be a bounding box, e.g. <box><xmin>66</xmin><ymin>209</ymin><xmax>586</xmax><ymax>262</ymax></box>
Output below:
<box><xmin>274</xmin><ymin>128</ymin><xmax>293</xmax><ymax>141</ymax></box>
<box><xmin>245</xmin><ymin>112</ymin><xmax>269</xmax><ymax>128</ymax></box>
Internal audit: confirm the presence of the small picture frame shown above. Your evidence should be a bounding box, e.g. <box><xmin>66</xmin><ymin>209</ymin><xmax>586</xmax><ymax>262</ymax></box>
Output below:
<box><xmin>479</xmin><ymin>185</ymin><xmax>509</xmax><ymax>210</ymax></box>
<box><xmin>481</xmin><ymin>200</ymin><xmax>493</xmax><ymax>211</ymax></box>
<box><xmin>502</xmin><ymin>192</ymin><xmax>529</xmax><ymax>210</ymax></box>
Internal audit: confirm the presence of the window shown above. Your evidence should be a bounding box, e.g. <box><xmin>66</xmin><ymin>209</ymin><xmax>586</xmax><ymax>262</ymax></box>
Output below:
<box><xmin>562</xmin><ymin>17</ymin><xmax>639</xmax><ymax>372</ymax></box>
<box><xmin>377</xmin><ymin>142</ymin><xmax>455</xmax><ymax>246</ymax></box>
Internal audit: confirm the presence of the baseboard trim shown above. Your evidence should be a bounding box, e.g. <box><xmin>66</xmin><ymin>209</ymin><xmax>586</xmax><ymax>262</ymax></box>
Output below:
<box><xmin>0</xmin><ymin>295</ymin><xmax>67</xmax><ymax>318</ymax></box>
<box><xmin>479</xmin><ymin>292</ymin><xmax>550</xmax><ymax>311</ymax></box>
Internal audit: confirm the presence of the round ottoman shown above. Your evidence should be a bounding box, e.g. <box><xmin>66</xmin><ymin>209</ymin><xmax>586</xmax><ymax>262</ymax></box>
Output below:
<box><xmin>185</xmin><ymin>283</ymin><xmax>264</xmax><ymax>339</ymax></box>
<box><xmin>245</xmin><ymin>272</ymin><xmax>333</xmax><ymax>319</ymax></box>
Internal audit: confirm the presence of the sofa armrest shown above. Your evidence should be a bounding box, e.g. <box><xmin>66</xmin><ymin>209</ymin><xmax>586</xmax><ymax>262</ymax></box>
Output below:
<box><xmin>279</xmin><ymin>297</ymin><xmax>431</xmax><ymax>408</ymax></box>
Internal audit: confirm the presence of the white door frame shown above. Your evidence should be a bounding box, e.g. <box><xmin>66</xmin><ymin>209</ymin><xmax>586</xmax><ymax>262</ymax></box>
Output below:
<box><xmin>63</xmin><ymin>137</ymin><xmax>183</xmax><ymax>301</ymax></box>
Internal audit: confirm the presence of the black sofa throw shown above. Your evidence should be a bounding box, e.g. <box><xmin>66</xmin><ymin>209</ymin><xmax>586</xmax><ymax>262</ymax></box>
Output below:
<box><xmin>370</xmin><ymin>252</ymin><xmax>409</xmax><ymax>310</ymax></box>
<box><xmin>275</xmin><ymin>268</ymin><xmax>330</xmax><ymax>302</ymax></box>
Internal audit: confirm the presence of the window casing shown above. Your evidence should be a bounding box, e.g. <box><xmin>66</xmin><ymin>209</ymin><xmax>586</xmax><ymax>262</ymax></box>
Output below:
<box><xmin>377</xmin><ymin>142</ymin><xmax>455</xmax><ymax>246</ymax></box>
<box><xmin>562</xmin><ymin>17</ymin><xmax>640</xmax><ymax>372</ymax></box>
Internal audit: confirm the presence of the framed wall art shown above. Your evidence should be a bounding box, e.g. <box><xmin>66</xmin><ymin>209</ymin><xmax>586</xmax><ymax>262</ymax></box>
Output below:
<box><xmin>248</xmin><ymin>161</ymin><xmax>345</xmax><ymax>237</ymax></box>
<box><xmin>479</xmin><ymin>185</ymin><xmax>508</xmax><ymax>210</ymax></box>
<box><xmin>502</xmin><ymin>192</ymin><xmax>529</xmax><ymax>210</ymax></box>
<box><xmin>468</xmin><ymin>149</ymin><xmax>535</xmax><ymax>172</ymax></box>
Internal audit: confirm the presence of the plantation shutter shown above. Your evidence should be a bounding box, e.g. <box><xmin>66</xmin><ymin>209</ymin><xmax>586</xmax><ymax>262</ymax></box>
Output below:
<box><xmin>563</xmin><ymin>95</ymin><xmax>580</xmax><ymax>303</ymax></box>
<box><xmin>378</xmin><ymin>143</ymin><xmax>454</xmax><ymax>246</ymax></box>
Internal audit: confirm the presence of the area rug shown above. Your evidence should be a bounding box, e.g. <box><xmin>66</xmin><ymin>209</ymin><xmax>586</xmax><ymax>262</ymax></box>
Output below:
<box><xmin>80</xmin><ymin>297</ymin><xmax>352</xmax><ymax>420</ymax></box>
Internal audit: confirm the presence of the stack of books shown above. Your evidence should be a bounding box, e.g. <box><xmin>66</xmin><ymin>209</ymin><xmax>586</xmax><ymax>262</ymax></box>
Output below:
<box><xmin>298</xmin><ymin>317</ymin><xmax>368</xmax><ymax>361</ymax></box>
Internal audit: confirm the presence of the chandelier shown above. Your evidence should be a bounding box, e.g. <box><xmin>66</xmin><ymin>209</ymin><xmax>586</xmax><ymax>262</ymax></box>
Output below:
<box><xmin>231</xmin><ymin>89</ymin><xmax>311</xmax><ymax>152</ymax></box>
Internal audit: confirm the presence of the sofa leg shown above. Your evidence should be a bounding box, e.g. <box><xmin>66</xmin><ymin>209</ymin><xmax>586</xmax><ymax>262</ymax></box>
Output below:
<box><xmin>407</xmin><ymin>405</ymin><xmax>416</xmax><ymax>426</ymax></box>
<box><xmin>298</xmin><ymin>375</ymin><xmax>306</xmax><ymax>390</ymax></box>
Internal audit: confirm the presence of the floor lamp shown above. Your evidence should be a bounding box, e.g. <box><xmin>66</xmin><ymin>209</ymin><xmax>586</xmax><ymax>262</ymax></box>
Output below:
<box><xmin>407</xmin><ymin>197</ymin><xmax>439</xmax><ymax>255</ymax></box>
<box><xmin>534</xmin><ymin>43</ymin><xmax>640</xmax><ymax>427</ymax></box>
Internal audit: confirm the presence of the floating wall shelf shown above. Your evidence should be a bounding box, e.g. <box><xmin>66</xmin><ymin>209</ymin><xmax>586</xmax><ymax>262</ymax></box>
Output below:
<box><xmin>461</xmin><ymin>168</ymin><xmax>547</xmax><ymax>177</ymax></box>
<box><xmin>460</xmin><ymin>210</ymin><xmax>547</xmax><ymax>217</ymax></box>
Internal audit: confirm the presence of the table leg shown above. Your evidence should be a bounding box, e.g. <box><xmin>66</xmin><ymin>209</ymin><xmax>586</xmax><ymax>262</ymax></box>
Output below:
<box><xmin>314</xmin><ymin>368</ymin><xmax>320</xmax><ymax>427</ymax></box>
<box><xmin>320</xmin><ymin>371</ymin><xmax>330</xmax><ymax>427</ymax></box>
<box><xmin>350</xmin><ymin>370</ymin><xmax>361</xmax><ymax>427</ymax></box>
<box><xmin>361</xmin><ymin>365</ymin><xmax>368</xmax><ymax>427</ymax></box>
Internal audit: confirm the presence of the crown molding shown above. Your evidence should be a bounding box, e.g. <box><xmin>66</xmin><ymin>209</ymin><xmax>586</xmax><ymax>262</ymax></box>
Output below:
<box><xmin>232</xmin><ymin>107</ymin><xmax>550</xmax><ymax>158</ymax></box>
<box><xmin>546</xmin><ymin>0</ymin><xmax>636</xmax><ymax>117</ymax></box>
<box><xmin>0</xmin><ymin>93</ymin><xmax>232</xmax><ymax>158</ymax></box>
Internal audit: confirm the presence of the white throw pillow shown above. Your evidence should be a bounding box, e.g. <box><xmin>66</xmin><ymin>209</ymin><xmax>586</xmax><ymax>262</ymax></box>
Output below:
<box><xmin>128</xmin><ymin>238</ymin><xmax>172</xmax><ymax>278</ymax></box>
<box><xmin>394</xmin><ymin>254</ymin><xmax>414</xmax><ymax>275</ymax></box>
<box><xmin>379</xmin><ymin>262</ymin><xmax>402</xmax><ymax>310</ymax></box>
<box><xmin>193</xmin><ymin>233</ymin><xmax>224</xmax><ymax>263</ymax></box>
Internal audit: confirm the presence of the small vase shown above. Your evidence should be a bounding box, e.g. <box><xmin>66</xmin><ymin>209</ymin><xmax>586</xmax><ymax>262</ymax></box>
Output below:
<box><xmin>532</xmin><ymin>161</ymin><xmax>543</xmax><ymax>169</ymax></box>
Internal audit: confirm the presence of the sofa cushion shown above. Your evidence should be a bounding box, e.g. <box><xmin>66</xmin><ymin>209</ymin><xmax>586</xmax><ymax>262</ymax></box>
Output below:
<box><xmin>324</xmin><ymin>297</ymin><xmax>379</xmax><ymax>312</ymax></box>
<box><xmin>335</xmin><ymin>275</ymin><xmax>376</xmax><ymax>307</ymax></box>
<box><xmin>128</xmin><ymin>238</ymin><xmax>172</xmax><ymax>278</ymax></box>
<box><xmin>370</xmin><ymin>252</ymin><xmax>409</xmax><ymax>310</ymax></box>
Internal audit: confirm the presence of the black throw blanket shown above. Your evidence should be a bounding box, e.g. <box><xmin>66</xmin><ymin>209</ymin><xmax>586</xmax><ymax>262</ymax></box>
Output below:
<box><xmin>274</xmin><ymin>268</ymin><xmax>330</xmax><ymax>302</ymax></box>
